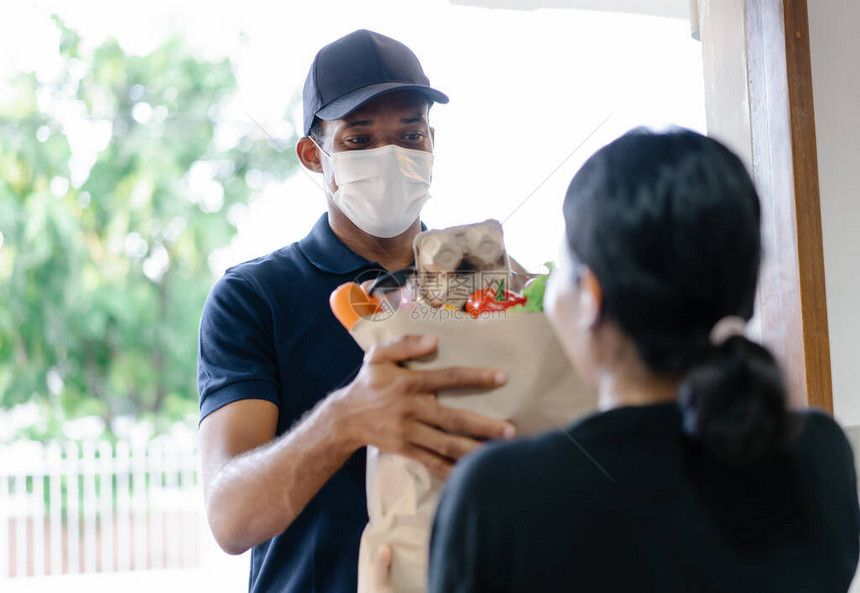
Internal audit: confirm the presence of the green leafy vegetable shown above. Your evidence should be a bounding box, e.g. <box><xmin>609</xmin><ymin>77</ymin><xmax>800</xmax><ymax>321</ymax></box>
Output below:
<box><xmin>508</xmin><ymin>262</ymin><xmax>553</xmax><ymax>313</ymax></box>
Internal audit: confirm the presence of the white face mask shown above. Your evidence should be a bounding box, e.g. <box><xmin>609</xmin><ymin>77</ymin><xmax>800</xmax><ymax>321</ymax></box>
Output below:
<box><xmin>318</xmin><ymin>143</ymin><xmax>434</xmax><ymax>238</ymax></box>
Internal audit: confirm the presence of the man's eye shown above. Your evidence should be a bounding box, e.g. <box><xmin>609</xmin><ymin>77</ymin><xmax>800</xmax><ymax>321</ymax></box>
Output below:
<box><xmin>346</xmin><ymin>137</ymin><xmax>370</xmax><ymax>145</ymax></box>
<box><xmin>403</xmin><ymin>133</ymin><xmax>424</xmax><ymax>142</ymax></box>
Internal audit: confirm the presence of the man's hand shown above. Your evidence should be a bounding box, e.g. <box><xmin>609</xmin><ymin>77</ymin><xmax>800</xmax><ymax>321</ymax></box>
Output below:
<box><xmin>370</xmin><ymin>544</ymin><xmax>395</xmax><ymax>593</ymax></box>
<box><xmin>332</xmin><ymin>334</ymin><xmax>515</xmax><ymax>478</ymax></box>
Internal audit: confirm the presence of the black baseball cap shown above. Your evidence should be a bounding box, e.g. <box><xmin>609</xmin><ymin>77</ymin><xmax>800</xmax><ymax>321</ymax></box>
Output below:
<box><xmin>302</xmin><ymin>29</ymin><xmax>449</xmax><ymax>136</ymax></box>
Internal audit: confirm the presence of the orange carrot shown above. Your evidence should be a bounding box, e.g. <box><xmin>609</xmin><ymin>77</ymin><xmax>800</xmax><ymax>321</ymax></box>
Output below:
<box><xmin>329</xmin><ymin>282</ymin><xmax>382</xmax><ymax>331</ymax></box>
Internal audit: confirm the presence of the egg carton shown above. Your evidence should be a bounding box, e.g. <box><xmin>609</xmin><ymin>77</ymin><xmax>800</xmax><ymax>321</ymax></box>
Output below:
<box><xmin>412</xmin><ymin>219</ymin><xmax>511</xmax><ymax>308</ymax></box>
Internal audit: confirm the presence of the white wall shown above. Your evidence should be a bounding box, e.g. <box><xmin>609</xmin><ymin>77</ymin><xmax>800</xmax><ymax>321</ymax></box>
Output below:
<box><xmin>807</xmin><ymin>0</ymin><xmax>860</xmax><ymax>425</ymax></box>
<box><xmin>452</xmin><ymin>0</ymin><xmax>689</xmax><ymax>18</ymax></box>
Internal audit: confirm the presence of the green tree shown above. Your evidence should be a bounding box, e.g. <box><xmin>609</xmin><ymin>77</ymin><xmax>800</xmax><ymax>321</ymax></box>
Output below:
<box><xmin>0</xmin><ymin>16</ymin><xmax>297</xmax><ymax>438</ymax></box>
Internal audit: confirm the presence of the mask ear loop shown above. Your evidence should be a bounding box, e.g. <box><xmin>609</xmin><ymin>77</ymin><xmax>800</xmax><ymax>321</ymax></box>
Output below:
<box><xmin>308</xmin><ymin>135</ymin><xmax>339</xmax><ymax>199</ymax></box>
<box><xmin>309</xmin><ymin>136</ymin><xmax>332</xmax><ymax>159</ymax></box>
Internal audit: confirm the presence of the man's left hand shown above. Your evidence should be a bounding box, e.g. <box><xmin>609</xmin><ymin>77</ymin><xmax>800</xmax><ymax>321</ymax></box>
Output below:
<box><xmin>370</xmin><ymin>544</ymin><xmax>394</xmax><ymax>593</ymax></box>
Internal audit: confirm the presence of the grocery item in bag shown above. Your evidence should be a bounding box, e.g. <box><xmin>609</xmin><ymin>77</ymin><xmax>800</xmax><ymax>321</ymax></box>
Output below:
<box><xmin>331</xmin><ymin>221</ymin><xmax>598</xmax><ymax>593</ymax></box>
<box><xmin>350</xmin><ymin>310</ymin><xmax>597</xmax><ymax>593</ymax></box>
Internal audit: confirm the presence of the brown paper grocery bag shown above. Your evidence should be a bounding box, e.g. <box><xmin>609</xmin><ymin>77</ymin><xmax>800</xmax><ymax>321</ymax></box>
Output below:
<box><xmin>351</xmin><ymin>308</ymin><xmax>597</xmax><ymax>593</ymax></box>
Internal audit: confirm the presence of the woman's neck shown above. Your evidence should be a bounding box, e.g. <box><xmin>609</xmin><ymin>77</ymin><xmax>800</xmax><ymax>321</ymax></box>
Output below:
<box><xmin>595</xmin><ymin>345</ymin><xmax>680</xmax><ymax>412</ymax></box>
<box><xmin>597</xmin><ymin>374</ymin><xmax>679</xmax><ymax>412</ymax></box>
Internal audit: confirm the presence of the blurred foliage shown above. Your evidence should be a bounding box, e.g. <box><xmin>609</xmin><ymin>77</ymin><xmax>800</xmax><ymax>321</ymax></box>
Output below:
<box><xmin>0</xmin><ymin>16</ymin><xmax>298</xmax><ymax>439</ymax></box>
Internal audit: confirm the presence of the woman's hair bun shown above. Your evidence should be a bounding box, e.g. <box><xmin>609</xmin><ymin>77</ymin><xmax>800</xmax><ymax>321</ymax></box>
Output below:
<box><xmin>678</xmin><ymin>336</ymin><xmax>799</xmax><ymax>465</ymax></box>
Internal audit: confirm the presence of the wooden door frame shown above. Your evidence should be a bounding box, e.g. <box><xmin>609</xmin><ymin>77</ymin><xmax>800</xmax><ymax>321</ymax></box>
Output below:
<box><xmin>697</xmin><ymin>0</ymin><xmax>832</xmax><ymax>411</ymax></box>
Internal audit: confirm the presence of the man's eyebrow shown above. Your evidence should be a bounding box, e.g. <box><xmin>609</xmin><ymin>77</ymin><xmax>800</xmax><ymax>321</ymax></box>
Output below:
<box><xmin>401</xmin><ymin>115</ymin><xmax>427</xmax><ymax>124</ymax></box>
<box><xmin>344</xmin><ymin>119</ymin><xmax>372</xmax><ymax>129</ymax></box>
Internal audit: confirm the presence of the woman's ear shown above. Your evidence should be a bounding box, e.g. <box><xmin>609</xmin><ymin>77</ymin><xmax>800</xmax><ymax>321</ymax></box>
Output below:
<box><xmin>297</xmin><ymin>136</ymin><xmax>324</xmax><ymax>172</ymax></box>
<box><xmin>578</xmin><ymin>268</ymin><xmax>603</xmax><ymax>330</ymax></box>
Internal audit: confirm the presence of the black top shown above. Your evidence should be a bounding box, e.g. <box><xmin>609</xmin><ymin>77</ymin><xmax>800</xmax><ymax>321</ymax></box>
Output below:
<box><xmin>428</xmin><ymin>403</ymin><xmax>860</xmax><ymax>593</ymax></box>
<box><xmin>197</xmin><ymin>214</ymin><xmax>384</xmax><ymax>593</ymax></box>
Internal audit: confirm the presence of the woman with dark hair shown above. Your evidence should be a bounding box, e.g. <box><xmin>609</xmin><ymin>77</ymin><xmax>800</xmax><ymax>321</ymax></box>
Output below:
<box><xmin>426</xmin><ymin>129</ymin><xmax>860</xmax><ymax>592</ymax></box>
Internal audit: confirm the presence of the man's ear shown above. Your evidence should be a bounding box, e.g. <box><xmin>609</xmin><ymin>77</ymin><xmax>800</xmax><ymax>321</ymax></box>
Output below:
<box><xmin>297</xmin><ymin>136</ymin><xmax>323</xmax><ymax>173</ymax></box>
<box><xmin>578</xmin><ymin>268</ymin><xmax>603</xmax><ymax>330</ymax></box>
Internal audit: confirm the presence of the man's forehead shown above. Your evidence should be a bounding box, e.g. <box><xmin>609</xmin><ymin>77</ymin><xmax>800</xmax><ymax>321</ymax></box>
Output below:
<box><xmin>340</xmin><ymin>91</ymin><xmax>429</xmax><ymax>122</ymax></box>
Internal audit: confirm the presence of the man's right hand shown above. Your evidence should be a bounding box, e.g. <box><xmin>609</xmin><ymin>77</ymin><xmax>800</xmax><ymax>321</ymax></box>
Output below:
<box><xmin>331</xmin><ymin>334</ymin><xmax>515</xmax><ymax>478</ymax></box>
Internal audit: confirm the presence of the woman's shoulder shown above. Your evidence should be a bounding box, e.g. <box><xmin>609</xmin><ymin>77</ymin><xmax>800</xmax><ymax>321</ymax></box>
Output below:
<box><xmin>446</xmin><ymin>414</ymin><xmax>632</xmax><ymax>505</ymax></box>
<box><xmin>448</xmin><ymin>431</ymin><xmax>564</xmax><ymax>493</ymax></box>
<box><xmin>455</xmin><ymin>404</ymin><xmax>680</xmax><ymax>484</ymax></box>
<box><xmin>790</xmin><ymin>408</ymin><xmax>855</xmax><ymax>466</ymax></box>
<box><xmin>793</xmin><ymin>409</ymin><xmax>851</xmax><ymax>447</ymax></box>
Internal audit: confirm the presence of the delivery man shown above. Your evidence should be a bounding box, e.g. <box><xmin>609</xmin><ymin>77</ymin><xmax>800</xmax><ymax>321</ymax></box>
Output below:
<box><xmin>197</xmin><ymin>29</ymin><xmax>515</xmax><ymax>593</ymax></box>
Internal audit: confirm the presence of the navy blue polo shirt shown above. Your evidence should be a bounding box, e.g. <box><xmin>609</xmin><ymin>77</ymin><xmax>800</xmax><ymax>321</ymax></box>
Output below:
<box><xmin>198</xmin><ymin>213</ymin><xmax>392</xmax><ymax>593</ymax></box>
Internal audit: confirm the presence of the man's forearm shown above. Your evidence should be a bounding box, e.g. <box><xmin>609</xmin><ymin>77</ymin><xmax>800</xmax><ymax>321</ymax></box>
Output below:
<box><xmin>206</xmin><ymin>394</ymin><xmax>355</xmax><ymax>554</ymax></box>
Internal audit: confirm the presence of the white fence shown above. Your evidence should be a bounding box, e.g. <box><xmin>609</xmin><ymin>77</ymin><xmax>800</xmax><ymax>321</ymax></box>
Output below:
<box><xmin>0</xmin><ymin>437</ymin><xmax>207</xmax><ymax>578</ymax></box>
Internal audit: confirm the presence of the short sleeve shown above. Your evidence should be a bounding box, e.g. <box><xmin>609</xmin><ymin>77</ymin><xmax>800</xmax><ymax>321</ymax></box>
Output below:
<box><xmin>197</xmin><ymin>271</ymin><xmax>279</xmax><ymax>422</ymax></box>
